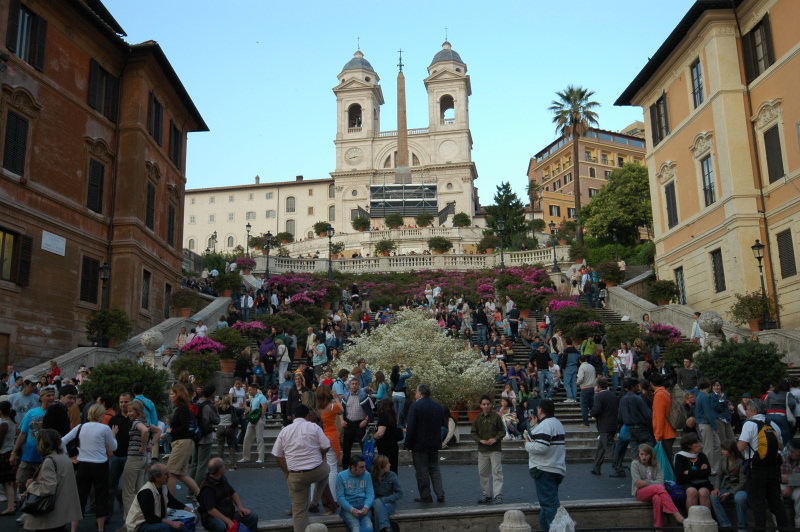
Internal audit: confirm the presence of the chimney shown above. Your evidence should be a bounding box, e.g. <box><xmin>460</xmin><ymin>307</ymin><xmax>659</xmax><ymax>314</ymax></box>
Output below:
<box><xmin>255</xmin><ymin>175</ymin><xmax>260</xmax><ymax>184</ymax></box>
<box><xmin>296</xmin><ymin>175</ymin><xmax>303</xmax><ymax>181</ymax></box>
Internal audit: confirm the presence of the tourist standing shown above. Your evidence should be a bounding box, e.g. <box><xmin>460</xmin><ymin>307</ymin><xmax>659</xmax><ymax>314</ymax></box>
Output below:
<box><xmin>590</xmin><ymin>377</ymin><xmax>619</xmax><ymax>476</ymax></box>
<box><xmin>524</xmin><ymin>399</ymin><xmax>566</xmax><ymax>532</ymax></box>
<box><xmin>405</xmin><ymin>384</ymin><xmax>446</xmax><ymax>503</ymax></box>
<box><xmin>471</xmin><ymin>395</ymin><xmax>505</xmax><ymax>505</ymax></box>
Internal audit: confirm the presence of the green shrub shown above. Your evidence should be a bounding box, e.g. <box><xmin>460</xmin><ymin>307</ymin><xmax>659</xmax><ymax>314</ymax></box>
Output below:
<box><xmin>452</xmin><ymin>212</ymin><xmax>471</xmax><ymax>227</ymax></box>
<box><xmin>605</xmin><ymin>323</ymin><xmax>641</xmax><ymax>348</ymax></box>
<box><xmin>209</xmin><ymin>326</ymin><xmax>252</xmax><ymax>360</ymax></box>
<box><xmin>631</xmin><ymin>242</ymin><xmax>655</xmax><ymax>266</ymax></box>
<box><xmin>313</xmin><ymin>221</ymin><xmax>331</xmax><ymax>235</ymax></box>
<box><xmin>415</xmin><ymin>213</ymin><xmax>434</xmax><ymax>227</ymax></box>
<box><xmin>551</xmin><ymin>306</ymin><xmax>601</xmax><ymax>339</ymax></box>
<box><xmin>663</xmin><ymin>341</ymin><xmax>698</xmax><ymax>367</ymax></box>
<box><xmin>275</xmin><ymin>231</ymin><xmax>295</xmax><ymax>243</ymax></box>
<box><xmin>694</xmin><ymin>339</ymin><xmax>786</xmax><ymax>402</ymax></box>
<box><xmin>82</xmin><ymin>359</ymin><xmax>170</xmax><ymax>415</ymax></box>
<box><xmin>171</xmin><ymin>351</ymin><xmax>220</xmax><ymax>387</ymax></box>
<box><xmin>351</xmin><ymin>217</ymin><xmax>370</xmax><ymax>232</ymax></box>
<box><xmin>385</xmin><ymin>213</ymin><xmax>404</xmax><ymax>228</ymax></box>
<box><xmin>427</xmin><ymin>236</ymin><xmax>454</xmax><ymax>253</ymax></box>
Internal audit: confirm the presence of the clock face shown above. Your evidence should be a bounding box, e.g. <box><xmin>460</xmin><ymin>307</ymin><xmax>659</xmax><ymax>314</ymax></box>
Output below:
<box><xmin>345</xmin><ymin>147</ymin><xmax>363</xmax><ymax>165</ymax></box>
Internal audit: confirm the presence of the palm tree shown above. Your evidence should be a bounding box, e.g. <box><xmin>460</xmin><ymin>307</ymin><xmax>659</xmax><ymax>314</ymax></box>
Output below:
<box><xmin>548</xmin><ymin>85</ymin><xmax>600</xmax><ymax>246</ymax></box>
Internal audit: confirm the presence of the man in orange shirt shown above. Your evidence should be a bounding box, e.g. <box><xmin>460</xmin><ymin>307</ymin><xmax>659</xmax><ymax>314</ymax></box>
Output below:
<box><xmin>650</xmin><ymin>373</ymin><xmax>677</xmax><ymax>463</ymax></box>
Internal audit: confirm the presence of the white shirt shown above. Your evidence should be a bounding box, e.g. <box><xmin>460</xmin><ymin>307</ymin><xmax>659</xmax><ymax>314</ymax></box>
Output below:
<box><xmin>229</xmin><ymin>386</ymin><xmax>246</xmax><ymax>408</ymax></box>
<box><xmin>196</xmin><ymin>324</ymin><xmax>208</xmax><ymax>337</ymax></box>
<box><xmin>272</xmin><ymin>418</ymin><xmax>330</xmax><ymax>471</ymax></box>
<box><xmin>738</xmin><ymin>414</ymin><xmax>780</xmax><ymax>460</ymax></box>
<box><xmin>62</xmin><ymin>421</ymin><xmax>117</xmax><ymax>463</ymax></box>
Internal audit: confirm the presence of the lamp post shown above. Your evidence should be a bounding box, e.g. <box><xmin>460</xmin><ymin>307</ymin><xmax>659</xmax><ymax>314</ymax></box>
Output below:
<box><xmin>751</xmin><ymin>239</ymin><xmax>771</xmax><ymax>329</ymax></box>
<box><xmin>245</xmin><ymin>222</ymin><xmax>252</xmax><ymax>256</ymax></box>
<box><xmin>497</xmin><ymin>219</ymin><xmax>505</xmax><ymax>269</ymax></box>
<box><xmin>327</xmin><ymin>225</ymin><xmax>335</xmax><ymax>280</ymax></box>
<box><xmin>99</xmin><ymin>262</ymin><xmax>111</xmax><ymax>311</ymax></box>
<box><xmin>264</xmin><ymin>230</ymin><xmax>274</xmax><ymax>280</ymax></box>
<box><xmin>548</xmin><ymin>220</ymin><xmax>561</xmax><ymax>273</ymax></box>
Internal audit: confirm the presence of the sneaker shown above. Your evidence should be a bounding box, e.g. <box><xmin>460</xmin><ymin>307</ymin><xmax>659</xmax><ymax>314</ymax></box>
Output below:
<box><xmin>255</xmin><ymin>459</ymin><xmax>264</xmax><ymax>464</ymax></box>
<box><xmin>477</xmin><ymin>495</ymin><xmax>492</xmax><ymax>505</ymax></box>
<box><xmin>237</xmin><ymin>458</ymin><xmax>249</xmax><ymax>463</ymax></box>
<box><xmin>493</xmin><ymin>495</ymin><xmax>503</xmax><ymax>504</ymax></box>
<box><xmin>609</xmin><ymin>471</ymin><xmax>626</xmax><ymax>478</ymax></box>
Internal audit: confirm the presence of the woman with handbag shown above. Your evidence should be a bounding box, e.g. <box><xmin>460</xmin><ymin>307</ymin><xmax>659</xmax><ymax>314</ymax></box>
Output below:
<box><xmin>62</xmin><ymin>403</ymin><xmax>117</xmax><ymax>532</ymax></box>
<box><xmin>631</xmin><ymin>443</ymin><xmax>684</xmax><ymax>530</ymax></box>
<box><xmin>373</xmin><ymin>399</ymin><xmax>400</xmax><ymax>473</ymax></box>
<box><xmin>22</xmin><ymin>428</ymin><xmax>81</xmax><ymax>532</ymax></box>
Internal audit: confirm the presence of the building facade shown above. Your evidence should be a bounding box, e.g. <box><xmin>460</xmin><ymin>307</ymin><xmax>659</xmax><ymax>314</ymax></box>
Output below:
<box><xmin>0</xmin><ymin>0</ymin><xmax>206</xmax><ymax>366</ymax></box>
<box><xmin>184</xmin><ymin>41</ymin><xmax>480</xmax><ymax>254</ymax></box>
<box><xmin>616</xmin><ymin>0</ymin><xmax>800</xmax><ymax>327</ymax></box>
<box><xmin>527</xmin><ymin>124</ymin><xmax>646</xmax><ymax>228</ymax></box>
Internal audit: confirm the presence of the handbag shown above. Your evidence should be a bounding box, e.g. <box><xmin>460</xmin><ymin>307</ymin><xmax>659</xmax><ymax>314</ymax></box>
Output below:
<box><xmin>21</xmin><ymin>457</ymin><xmax>57</xmax><ymax>515</ymax></box>
<box><xmin>618</xmin><ymin>424</ymin><xmax>630</xmax><ymax>442</ymax></box>
<box><xmin>664</xmin><ymin>480</ymin><xmax>686</xmax><ymax>506</ymax></box>
<box><xmin>66</xmin><ymin>423</ymin><xmax>83</xmax><ymax>458</ymax></box>
<box><xmin>654</xmin><ymin>441</ymin><xmax>675</xmax><ymax>482</ymax></box>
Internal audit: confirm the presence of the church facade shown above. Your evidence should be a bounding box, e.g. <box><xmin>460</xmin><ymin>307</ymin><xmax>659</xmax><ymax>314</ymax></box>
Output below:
<box><xmin>184</xmin><ymin>41</ymin><xmax>480</xmax><ymax>255</ymax></box>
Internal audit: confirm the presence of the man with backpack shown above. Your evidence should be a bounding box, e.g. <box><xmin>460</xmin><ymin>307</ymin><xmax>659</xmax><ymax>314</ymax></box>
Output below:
<box><xmin>737</xmin><ymin>398</ymin><xmax>788</xmax><ymax>531</ymax></box>
<box><xmin>190</xmin><ymin>384</ymin><xmax>220</xmax><ymax>486</ymax></box>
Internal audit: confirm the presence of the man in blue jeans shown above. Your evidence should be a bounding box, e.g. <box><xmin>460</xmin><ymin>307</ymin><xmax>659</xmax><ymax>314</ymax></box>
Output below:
<box><xmin>198</xmin><ymin>458</ymin><xmax>259</xmax><ymax>532</ymax></box>
<box><xmin>561</xmin><ymin>338</ymin><xmax>581</xmax><ymax>403</ymax></box>
<box><xmin>524</xmin><ymin>399</ymin><xmax>566</xmax><ymax>531</ymax></box>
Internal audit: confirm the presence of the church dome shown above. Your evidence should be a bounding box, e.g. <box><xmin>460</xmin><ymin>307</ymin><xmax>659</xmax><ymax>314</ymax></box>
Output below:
<box><xmin>342</xmin><ymin>50</ymin><xmax>376</xmax><ymax>73</ymax></box>
<box><xmin>430</xmin><ymin>41</ymin><xmax>463</xmax><ymax>66</ymax></box>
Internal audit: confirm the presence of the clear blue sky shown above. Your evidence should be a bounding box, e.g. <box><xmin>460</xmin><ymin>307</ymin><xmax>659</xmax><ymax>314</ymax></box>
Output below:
<box><xmin>104</xmin><ymin>0</ymin><xmax>694</xmax><ymax>205</ymax></box>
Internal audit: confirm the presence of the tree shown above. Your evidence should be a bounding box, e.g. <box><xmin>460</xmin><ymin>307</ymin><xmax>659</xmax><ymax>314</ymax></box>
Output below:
<box><xmin>694</xmin><ymin>340</ymin><xmax>786</xmax><ymax>402</ymax></box>
<box><xmin>483</xmin><ymin>182</ymin><xmax>527</xmax><ymax>248</ymax></box>
<box><xmin>548</xmin><ymin>85</ymin><xmax>600</xmax><ymax>246</ymax></box>
<box><xmin>579</xmin><ymin>163</ymin><xmax>652</xmax><ymax>245</ymax></box>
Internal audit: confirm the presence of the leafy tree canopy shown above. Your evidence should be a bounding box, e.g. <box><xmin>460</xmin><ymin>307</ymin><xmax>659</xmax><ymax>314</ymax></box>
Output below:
<box><xmin>484</xmin><ymin>182</ymin><xmax>528</xmax><ymax>248</ymax></box>
<box><xmin>694</xmin><ymin>339</ymin><xmax>786</xmax><ymax>402</ymax></box>
<box><xmin>81</xmin><ymin>359</ymin><xmax>170</xmax><ymax>415</ymax></box>
<box><xmin>579</xmin><ymin>163</ymin><xmax>652</xmax><ymax>245</ymax></box>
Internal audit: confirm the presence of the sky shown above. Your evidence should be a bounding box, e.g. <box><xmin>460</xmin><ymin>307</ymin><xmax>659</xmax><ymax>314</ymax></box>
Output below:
<box><xmin>103</xmin><ymin>0</ymin><xmax>695</xmax><ymax>205</ymax></box>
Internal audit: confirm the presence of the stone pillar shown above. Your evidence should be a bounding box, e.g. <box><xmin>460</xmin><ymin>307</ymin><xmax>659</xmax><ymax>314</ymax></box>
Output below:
<box><xmin>684</xmin><ymin>505</ymin><xmax>718</xmax><ymax>532</ymax></box>
<box><xmin>499</xmin><ymin>509</ymin><xmax>532</xmax><ymax>532</ymax></box>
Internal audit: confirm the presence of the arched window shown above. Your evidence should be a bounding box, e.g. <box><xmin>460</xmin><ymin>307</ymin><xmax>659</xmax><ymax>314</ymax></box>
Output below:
<box><xmin>207</xmin><ymin>236</ymin><xmax>215</xmax><ymax>248</ymax></box>
<box><xmin>328</xmin><ymin>205</ymin><xmax>336</xmax><ymax>221</ymax></box>
<box><xmin>188</xmin><ymin>238</ymin><xmax>195</xmax><ymax>250</ymax></box>
<box><xmin>286</xmin><ymin>219</ymin><xmax>296</xmax><ymax>236</ymax></box>
<box><xmin>307</xmin><ymin>231</ymin><xmax>314</xmax><ymax>239</ymax></box>
<box><xmin>412</xmin><ymin>153</ymin><xmax>420</xmax><ymax>166</ymax></box>
<box><xmin>348</xmin><ymin>104</ymin><xmax>362</xmax><ymax>129</ymax></box>
<box><xmin>227</xmin><ymin>236</ymin><xmax>234</xmax><ymax>248</ymax></box>
<box><xmin>286</xmin><ymin>196</ymin><xmax>296</xmax><ymax>213</ymax></box>
<box><xmin>440</xmin><ymin>95</ymin><xmax>455</xmax><ymax>124</ymax></box>
<box><xmin>328</xmin><ymin>183</ymin><xmax>335</xmax><ymax>198</ymax></box>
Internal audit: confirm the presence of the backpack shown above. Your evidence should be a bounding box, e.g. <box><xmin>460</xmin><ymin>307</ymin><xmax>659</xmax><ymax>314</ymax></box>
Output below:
<box><xmin>663</xmin><ymin>390</ymin><xmax>686</xmax><ymax>430</ymax></box>
<box><xmin>747</xmin><ymin>419</ymin><xmax>780</xmax><ymax>470</ymax></box>
<box><xmin>187</xmin><ymin>403</ymin><xmax>202</xmax><ymax>442</ymax></box>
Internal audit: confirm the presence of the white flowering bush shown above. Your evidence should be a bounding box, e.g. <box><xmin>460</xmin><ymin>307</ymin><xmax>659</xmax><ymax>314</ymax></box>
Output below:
<box><xmin>335</xmin><ymin>310</ymin><xmax>495</xmax><ymax>409</ymax></box>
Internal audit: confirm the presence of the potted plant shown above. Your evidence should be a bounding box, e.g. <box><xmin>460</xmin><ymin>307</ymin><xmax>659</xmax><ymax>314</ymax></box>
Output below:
<box><xmin>275</xmin><ymin>231</ymin><xmax>294</xmax><ymax>244</ymax></box>
<box><xmin>212</xmin><ymin>273</ymin><xmax>242</xmax><ymax>297</ymax></box>
<box><xmin>170</xmin><ymin>350</ymin><xmax>220</xmax><ymax>384</ymax></box>
<box><xmin>477</xmin><ymin>233</ymin><xmax>500</xmax><ymax>254</ymax></box>
<box><xmin>375</xmin><ymin>238</ymin><xmax>397</xmax><ymax>256</ymax></box>
<box><xmin>330</xmin><ymin>241</ymin><xmax>345</xmax><ymax>259</ymax></box>
<box><xmin>248</xmin><ymin>235</ymin><xmax>267</xmax><ymax>251</ymax></box>
<box><xmin>170</xmin><ymin>289</ymin><xmax>204</xmax><ymax>317</ymax></box>
<box><xmin>595</xmin><ymin>261</ymin><xmax>625</xmax><ymax>286</ymax></box>
<box><xmin>85</xmin><ymin>307</ymin><xmax>133</xmax><ymax>348</ymax></box>
<box><xmin>452</xmin><ymin>212</ymin><xmax>471</xmax><ymax>228</ymax></box>
<box><xmin>569</xmin><ymin>243</ymin><xmax>588</xmax><ymax>264</ymax></box>
<box><xmin>728</xmin><ymin>291</ymin><xmax>781</xmax><ymax>331</ymax></box>
<box><xmin>385</xmin><ymin>213</ymin><xmax>404</xmax><ymax>229</ymax></box>
<box><xmin>313</xmin><ymin>221</ymin><xmax>331</xmax><ymax>237</ymax></box>
<box><xmin>351</xmin><ymin>216</ymin><xmax>370</xmax><ymax>232</ymax></box>
<box><xmin>648</xmin><ymin>279</ymin><xmax>680</xmax><ymax>305</ymax></box>
<box><xmin>235</xmin><ymin>256</ymin><xmax>256</xmax><ymax>274</ymax></box>
<box><xmin>415</xmin><ymin>213</ymin><xmax>434</xmax><ymax>227</ymax></box>
<box><xmin>210</xmin><ymin>326</ymin><xmax>252</xmax><ymax>372</ymax></box>
<box><xmin>427</xmin><ymin>236</ymin><xmax>453</xmax><ymax>254</ymax></box>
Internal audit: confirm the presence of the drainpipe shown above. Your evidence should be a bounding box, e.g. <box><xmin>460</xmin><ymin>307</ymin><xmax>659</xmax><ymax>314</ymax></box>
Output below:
<box><xmin>731</xmin><ymin>3</ymin><xmax>780</xmax><ymax>328</ymax></box>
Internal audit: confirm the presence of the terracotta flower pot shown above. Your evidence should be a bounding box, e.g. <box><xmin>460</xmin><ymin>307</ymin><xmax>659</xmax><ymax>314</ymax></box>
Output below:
<box><xmin>747</xmin><ymin>318</ymin><xmax>761</xmax><ymax>332</ymax></box>
<box><xmin>466</xmin><ymin>409</ymin><xmax>481</xmax><ymax>422</ymax></box>
<box><xmin>219</xmin><ymin>359</ymin><xmax>236</xmax><ymax>373</ymax></box>
<box><xmin>178</xmin><ymin>307</ymin><xmax>192</xmax><ymax>318</ymax></box>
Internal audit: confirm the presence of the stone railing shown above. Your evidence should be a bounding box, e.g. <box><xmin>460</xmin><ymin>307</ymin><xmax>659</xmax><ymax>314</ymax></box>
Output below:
<box><xmin>256</xmin><ymin>246</ymin><xmax>571</xmax><ymax>274</ymax></box>
<box><xmin>22</xmin><ymin>297</ymin><xmax>231</xmax><ymax>380</ymax></box>
<box><xmin>607</xmin><ymin>286</ymin><xmax>800</xmax><ymax>364</ymax></box>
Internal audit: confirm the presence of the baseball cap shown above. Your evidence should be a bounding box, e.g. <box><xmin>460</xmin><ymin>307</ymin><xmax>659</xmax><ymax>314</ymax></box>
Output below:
<box><xmin>23</xmin><ymin>375</ymin><xmax>37</xmax><ymax>384</ymax></box>
<box><xmin>40</xmin><ymin>385</ymin><xmax>57</xmax><ymax>395</ymax></box>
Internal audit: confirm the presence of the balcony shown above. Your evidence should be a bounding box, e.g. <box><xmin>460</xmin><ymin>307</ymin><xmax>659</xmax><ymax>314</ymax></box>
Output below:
<box><xmin>441</xmin><ymin>118</ymin><xmax>455</xmax><ymax>125</ymax></box>
<box><xmin>584</xmin><ymin>155</ymin><xmax>597</xmax><ymax>162</ymax></box>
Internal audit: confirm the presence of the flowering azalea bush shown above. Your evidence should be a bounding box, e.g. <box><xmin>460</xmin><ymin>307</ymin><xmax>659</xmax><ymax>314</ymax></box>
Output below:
<box><xmin>334</xmin><ymin>310</ymin><xmax>494</xmax><ymax>409</ymax></box>
<box><xmin>572</xmin><ymin>320</ymin><xmax>606</xmax><ymax>339</ymax></box>
<box><xmin>231</xmin><ymin>321</ymin><xmax>266</xmax><ymax>333</ymax></box>
<box><xmin>180</xmin><ymin>336</ymin><xmax>225</xmax><ymax>353</ymax></box>
<box><xmin>548</xmin><ymin>298</ymin><xmax>578</xmax><ymax>312</ymax></box>
<box><xmin>496</xmin><ymin>266</ymin><xmax>556</xmax><ymax>309</ymax></box>
<box><xmin>235</xmin><ymin>256</ymin><xmax>257</xmax><ymax>269</ymax></box>
<box><xmin>644</xmin><ymin>323</ymin><xmax>684</xmax><ymax>348</ymax></box>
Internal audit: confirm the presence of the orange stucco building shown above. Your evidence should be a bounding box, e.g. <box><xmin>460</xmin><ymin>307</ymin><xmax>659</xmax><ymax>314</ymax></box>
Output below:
<box><xmin>617</xmin><ymin>0</ymin><xmax>800</xmax><ymax>328</ymax></box>
<box><xmin>0</xmin><ymin>0</ymin><xmax>207</xmax><ymax>367</ymax></box>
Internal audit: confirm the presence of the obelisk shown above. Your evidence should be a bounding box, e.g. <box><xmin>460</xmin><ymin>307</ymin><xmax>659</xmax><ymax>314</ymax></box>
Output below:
<box><xmin>395</xmin><ymin>49</ymin><xmax>411</xmax><ymax>184</ymax></box>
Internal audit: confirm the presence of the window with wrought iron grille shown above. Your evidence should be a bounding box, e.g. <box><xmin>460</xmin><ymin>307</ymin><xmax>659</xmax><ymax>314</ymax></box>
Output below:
<box><xmin>710</xmin><ymin>249</ymin><xmax>726</xmax><ymax>293</ymax></box>
<box><xmin>700</xmin><ymin>155</ymin><xmax>715</xmax><ymax>206</ymax></box>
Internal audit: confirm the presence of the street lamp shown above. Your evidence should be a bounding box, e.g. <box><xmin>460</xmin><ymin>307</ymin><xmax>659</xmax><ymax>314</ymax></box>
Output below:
<box><xmin>326</xmin><ymin>225</ymin><xmax>335</xmax><ymax>280</ymax></box>
<box><xmin>264</xmin><ymin>230</ymin><xmax>274</xmax><ymax>280</ymax></box>
<box><xmin>548</xmin><ymin>220</ymin><xmax>561</xmax><ymax>273</ymax></box>
<box><xmin>245</xmin><ymin>222</ymin><xmax>252</xmax><ymax>256</ymax></box>
<box><xmin>99</xmin><ymin>262</ymin><xmax>111</xmax><ymax>311</ymax></box>
<box><xmin>497</xmin><ymin>219</ymin><xmax>505</xmax><ymax>269</ymax></box>
<box><xmin>751</xmin><ymin>239</ymin><xmax>771</xmax><ymax>329</ymax></box>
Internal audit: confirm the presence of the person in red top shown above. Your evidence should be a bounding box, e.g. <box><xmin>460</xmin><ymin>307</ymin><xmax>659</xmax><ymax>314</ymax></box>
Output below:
<box><xmin>650</xmin><ymin>373</ymin><xmax>677</xmax><ymax>463</ymax></box>
<box><xmin>47</xmin><ymin>360</ymin><xmax>61</xmax><ymax>384</ymax></box>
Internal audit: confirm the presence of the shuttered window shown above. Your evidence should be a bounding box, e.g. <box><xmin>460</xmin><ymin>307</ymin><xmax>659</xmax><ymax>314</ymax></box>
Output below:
<box><xmin>742</xmin><ymin>14</ymin><xmax>774</xmax><ymax>83</ymax></box>
<box><xmin>87</xmin><ymin>159</ymin><xmax>104</xmax><ymax>213</ymax></box>
<box><xmin>665</xmin><ymin>182</ymin><xmax>678</xmax><ymax>229</ymax></box>
<box><xmin>3</xmin><ymin>111</ymin><xmax>28</xmax><ymax>175</ymax></box>
<box><xmin>141</xmin><ymin>270</ymin><xmax>151</xmax><ymax>310</ymax></box>
<box><xmin>169</xmin><ymin>121</ymin><xmax>182</xmax><ymax>169</ymax></box>
<box><xmin>147</xmin><ymin>92</ymin><xmax>163</xmax><ymax>145</ymax></box>
<box><xmin>79</xmin><ymin>256</ymin><xmax>100</xmax><ymax>303</ymax></box>
<box><xmin>167</xmin><ymin>203</ymin><xmax>176</xmax><ymax>247</ymax></box>
<box><xmin>0</xmin><ymin>229</ymin><xmax>32</xmax><ymax>286</ymax></box>
<box><xmin>650</xmin><ymin>94</ymin><xmax>669</xmax><ymax>145</ymax></box>
<box><xmin>146</xmin><ymin>182</ymin><xmax>156</xmax><ymax>230</ymax></box>
<box><xmin>764</xmin><ymin>125</ymin><xmax>784</xmax><ymax>183</ymax></box>
<box><xmin>6</xmin><ymin>0</ymin><xmax>47</xmax><ymax>71</ymax></box>
<box><xmin>711</xmin><ymin>249</ymin><xmax>726</xmax><ymax>293</ymax></box>
<box><xmin>88</xmin><ymin>59</ymin><xmax>119</xmax><ymax>122</ymax></box>
<box><xmin>776</xmin><ymin>230</ymin><xmax>797</xmax><ymax>279</ymax></box>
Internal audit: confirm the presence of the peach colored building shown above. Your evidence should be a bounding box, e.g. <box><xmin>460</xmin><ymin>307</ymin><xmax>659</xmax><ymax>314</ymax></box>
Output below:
<box><xmin>617</xmin><ymin>0</ymin><xmax>800</xmax><ymax>328</ymax></box>
<box><xmin>0</xmin><ymin>0</ymin><xmax>206</xmax><ymax>366</ymax></box>
<box><xmin>527</xmin><ymin>124</ymin><xmax>645</xmax><ymax>229</ymax></box>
